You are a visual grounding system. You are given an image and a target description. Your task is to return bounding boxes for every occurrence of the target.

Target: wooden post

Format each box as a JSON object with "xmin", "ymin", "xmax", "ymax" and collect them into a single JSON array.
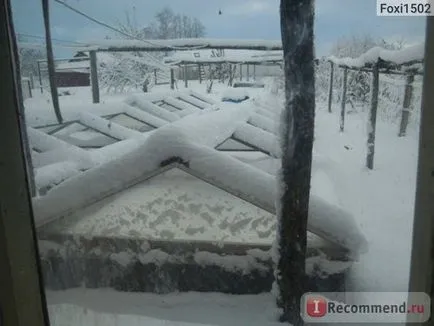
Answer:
[
  {"xmin": 240, "ymin": 64, "xmax": 243, "ymax": 81},
  {"xmin": 366, "ymin": 62, "xmax": 379, "ymax": 170},
  {"xmin": 184, "ymin": 64, "xmax": 188, "ymax": 88},
  {"xmin": 328, "ymin": 61, "xmax": 334, "ymax": 113},
  {"xmin": 398, "ymin": 74, "xmax": 415, "ymax": 137},
  {"xmin": 90, "ymin": 51, "xmax": 100, "ymax": 104},
  {"xmin": 277, "ymin": 0, "xmax": 315, "ymax": 324},
  {"xmin": 42, "ymin": 0, "xmax": 62, "ymax": 123},
  {"xmin": 407, "ymin": 16, "xmax": 434, "ymax": 325},
  {"xmin": 340, "ymin": 67, "xmax": 348, "ymax": 132},
  {"xmin": 253, "ymin": 64, "xmax": 256, "ymax": 80},
  {"xmin": 247, "ymin": 64, "xmax": 250, "ymax": 81},
  {"xmin": 170, "ymin": 68, "xmax": 175, "ymax": 90},
  {"xmin": 27, "ymin": 80, "xmax": 32, "ymax": 98},
  {"xmin": 29, "ymin": 73, "xmax": 34, "ymax": 89},
  {"xmin": 154, "ymin": 69, "xmax": 157, "ymax": 85},
  {"xmin": 37, "ymin": 61, "xmax": 43, "ymax": 93},
  {"xmin": 199, "ymin": 64, "xmax": 202, "ymax": 84}
]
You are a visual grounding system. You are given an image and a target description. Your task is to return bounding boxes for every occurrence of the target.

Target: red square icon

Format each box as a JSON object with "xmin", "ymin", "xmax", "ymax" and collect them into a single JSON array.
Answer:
[{"xmin": 306, "ymin": 295, "xmax": 327, "ymax": 318}]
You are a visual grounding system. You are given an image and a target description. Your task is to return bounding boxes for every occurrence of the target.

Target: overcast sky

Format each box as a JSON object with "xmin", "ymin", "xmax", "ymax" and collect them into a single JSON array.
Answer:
[{"xmin": 11, "ymin": 0, "xmax": 427, "ymax": 58}]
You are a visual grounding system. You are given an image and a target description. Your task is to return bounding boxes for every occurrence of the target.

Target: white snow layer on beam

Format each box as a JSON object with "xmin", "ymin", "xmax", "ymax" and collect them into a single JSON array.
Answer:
[
  {"xmin": 164, "ymin": 96, "xmax": 201, "ymax": 113},
  {"xmin": 248, "ymin": 113, "xmax": 276, "ymax": 134},
  {"xmin": 35, "ymin": 161, "xmax": 83, "ymax": 192},
  {"xmin": 177, "ymin": 93, "xmax": 210, "ymax": 109},
  {"xmin": 26, "ymin": 103, "xmax": 131, "ymax": 127},
  {"xmin": 328, "ymin": 42, "xmax": 424, "ymax": 67},
  {"xmin": 166, "ymin": 102, "xmax": 253, "ymax": 148},
  {"xmin": 32, "ymin": 128, "xmax": 275, "ymax": 226},
  {"xmin": 124, "ymin": 106, "xmax": 168, "ymax": 128},
  {"xmin": 233, "ymin": 123, "xmax": 280, "ymax": 157},
  {"xmin": 189, "ymin": 90, "xmax": 218, "ymax": 105},
  {"xmin": 33, "ymin": 128, "xmax": 367, "ymax": 255},
  {"xmin": 79, "ymin": 112, "xmax": 142, "ymax": 140},
  {"xmin": 28, "ymin": 127, "xmax": 77, "ymax": 152},
  {"xmin": 254, "ymin": 107, "xmax": 277, "ymax": 120},
  {"xmin": 79, "ymin": 38, "xmax": 283, "ymax": 51},
  {"xmin": 125, "ymin": 95, "xmax": 181, "ymax": 122}
]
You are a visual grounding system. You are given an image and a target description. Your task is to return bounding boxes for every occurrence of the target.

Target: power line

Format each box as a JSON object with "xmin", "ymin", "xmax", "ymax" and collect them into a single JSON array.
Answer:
[
  {"xmin": 51, "ymin": 0, "xmax": 173, "ymax": 69},
  {"xmin": 52, "ymin": 0, "xmax": 208, "ymax": 51}
]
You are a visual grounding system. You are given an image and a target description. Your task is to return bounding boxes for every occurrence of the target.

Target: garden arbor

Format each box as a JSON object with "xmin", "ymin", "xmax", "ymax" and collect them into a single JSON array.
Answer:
[
  {"xmin": 326, "ymin": 44, "xmax": 424, "ymax": 169},
  {"xmin": 74, "ymin": 38, "xmax": 284, "ymax": 103}
]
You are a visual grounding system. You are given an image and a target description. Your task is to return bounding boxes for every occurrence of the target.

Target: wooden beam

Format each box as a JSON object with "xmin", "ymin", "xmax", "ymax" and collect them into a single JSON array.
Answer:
[
  {"xmin": 42, "ymin": 0, "xmax": 62, "ymax": 123},
  {"xmin": 398, "ymin": 74, "xmax": 415, "ymax": 137},
  {"xmin": 327, "ymin": 61, "xmax": 334, "ymax": 113},
  {"xmin": 79, "ymin": 39, "xmax": 283, "ymax": 52},
  {"xmin": 340, "ymin": 67, "xmax": 348, "ymax": 132},
  {"xmin": 0, "ymin": 0, "xmax": 50, "ymax": 324},
  {"xmin": 89, "ymin": 50, "xmax": 100, "ymax": 104},
  {"xmin": 277, "ymin": 0, "xmax": 315, "ymax": 323},
  {"xmin": 184, "ymin": 64, "xmax": 188, "ymax": 88},
  {"xmin": 366, "ymin": 62, "xmax": 379, "ymax": 170},
  {"xmin": 37, "ymin": 61, "xmax": 43, "ymax": 93},
  {"xmin": 170, "ymin": 68, "xmax": 175, "ymax": 90}
]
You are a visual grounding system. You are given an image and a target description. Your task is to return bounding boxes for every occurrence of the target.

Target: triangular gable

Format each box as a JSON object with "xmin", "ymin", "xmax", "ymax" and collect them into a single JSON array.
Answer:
[
  {"xmin": 40, "ymin": 165, "xmax": 276, "ymax": 246},
  {"xmin": 32, "ymin": 129, "xmax": 367, "ymax": 256}
]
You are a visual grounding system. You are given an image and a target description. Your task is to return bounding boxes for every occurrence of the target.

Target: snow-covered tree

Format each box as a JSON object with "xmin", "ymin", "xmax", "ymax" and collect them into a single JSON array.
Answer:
[
  {"xmin": 18, "ymin": 47, "xmax": 45, "ymax": 77},
  {"xmin": 101, "ymin": 7, "xmax": 206, "ymax": 93}
]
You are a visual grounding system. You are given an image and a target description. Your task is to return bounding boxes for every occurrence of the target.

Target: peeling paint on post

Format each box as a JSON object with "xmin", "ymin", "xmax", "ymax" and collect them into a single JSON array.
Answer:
[
  {"xmin": 340, "ymin": 67, "xmax": 348, "ymax": 132},
  {"xmin": 328, "ymin": 61, "xmax": 334, "ymax": 113},
  {"xmin": 366, "ymin": 62, "xmax": 379, "ymax": 170},
  {"xmin": 398, "ymin": 74, "xmax": 415, "ymax": 137},
  {"xmin": 277, "ymin": 0, "xmax": 315, "ymax": 324},
  {"xmin": 90, "ymin": 51, "xmax": 100, "ymax": 104}
]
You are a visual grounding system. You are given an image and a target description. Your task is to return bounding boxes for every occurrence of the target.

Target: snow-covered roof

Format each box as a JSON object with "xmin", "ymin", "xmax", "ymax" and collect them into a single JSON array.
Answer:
[
  {"xmin": 76, "ymin": 38, "xmax": 283, "ymax": 52},
  {"xmin": 328, "ymin": 42, "xmax": 424, "ymax": 69},
  {"xmin": 32, "ymin": 125, "xmax": 367, "ymax": 256},
  {"xmin": 27, "ymin": 89, "xmax": 367, "ymax": 257}
]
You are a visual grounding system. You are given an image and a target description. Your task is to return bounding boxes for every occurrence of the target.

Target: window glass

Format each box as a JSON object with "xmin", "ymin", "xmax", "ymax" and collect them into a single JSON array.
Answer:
[{"xmin": 10, "ymin": 0, "xmax": 427, "ymax": 324}]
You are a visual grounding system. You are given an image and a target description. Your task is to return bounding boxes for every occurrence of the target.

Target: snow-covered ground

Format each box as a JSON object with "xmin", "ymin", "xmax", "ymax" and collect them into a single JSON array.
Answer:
[{"xmin": 26, "ymin": 78, "xmax": 420, "ymax": 325}]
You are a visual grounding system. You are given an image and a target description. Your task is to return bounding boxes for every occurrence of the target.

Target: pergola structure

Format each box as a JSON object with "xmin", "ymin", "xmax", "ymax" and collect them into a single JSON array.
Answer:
[
  {"xmin": 161, "ymin": 50, "xmax": 284, "ymax": 87},
  {"xmin": 325, "ymin": 43, "xmax": 424, "ymax": 169},
  {"xmin": 69, "ymin": 39, "xmax": 284, "ymax": 105}
]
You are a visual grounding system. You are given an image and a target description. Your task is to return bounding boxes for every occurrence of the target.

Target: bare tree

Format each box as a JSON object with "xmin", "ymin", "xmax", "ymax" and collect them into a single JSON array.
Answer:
[
  {"xmin": 276, "ymin": 0, "xmax": 315, "ymax": 325},
  {"xmin": 18, "ymin": 48, "xmax": 45, "ymax": 77}
]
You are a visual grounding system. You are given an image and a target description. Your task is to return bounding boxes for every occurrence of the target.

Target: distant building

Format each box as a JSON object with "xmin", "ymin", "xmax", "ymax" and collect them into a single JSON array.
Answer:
[{"xmin": 55, "ymin": 52, "xmax": 90, "ymax": 87}]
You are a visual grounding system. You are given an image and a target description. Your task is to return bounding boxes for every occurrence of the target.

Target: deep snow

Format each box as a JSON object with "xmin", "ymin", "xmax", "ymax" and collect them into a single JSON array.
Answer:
[{"xmin": 24, "ymin": 77, "xmax": 420, "ymax": 325}]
